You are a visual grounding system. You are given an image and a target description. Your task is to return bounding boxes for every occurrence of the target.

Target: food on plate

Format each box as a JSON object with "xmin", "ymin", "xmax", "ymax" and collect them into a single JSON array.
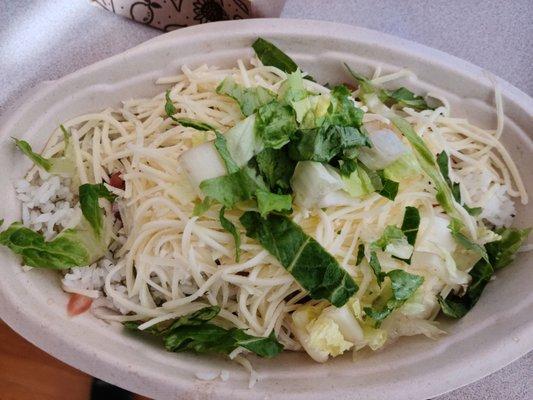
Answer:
[{"xmin": 1, "ymin": 38, "xmax": 530, "ymax": 381}]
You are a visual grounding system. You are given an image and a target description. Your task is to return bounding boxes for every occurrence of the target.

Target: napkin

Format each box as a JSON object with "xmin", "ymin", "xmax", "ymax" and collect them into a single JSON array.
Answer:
[{"xmin": 91, "ymin": 0, "xmax": 286, "ymax": 31}]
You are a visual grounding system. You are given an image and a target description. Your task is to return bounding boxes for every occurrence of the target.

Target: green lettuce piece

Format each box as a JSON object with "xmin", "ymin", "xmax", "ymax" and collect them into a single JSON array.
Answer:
[
  {"xmin": 436, "ymin": 151, "xmax": 482, "ymax": 217},
  {"xmin": 401, "ymin": 206, "xmax": 420, "ymax": 246},
  {"xmin": 219, "ymin": 207, "xmax": 241, "ymax": 262},
  {"xmin": 369, "ymin": 251, "xmax": 386, "ymax": 285},
  {"xmin": 213, "ymin": 132, "xmax": 240, "ymax": 174},
  {"xmin": 438, "ymin": 227, "xmax": 530, "ymax": 318},
  {"xmin": 199, "ymin": 166, "xmax": 291, "ymax": 216},
  {"xmin": 391, "ymin": 117, "xmax": 464, "ymax": 224},
  {"xmin": 0, "ymin": 183, "xmax": 114, "ymax": 269},
  {"xmin": 328, "ymin": 85, "xmax": 364, "ymax": 127},
  {"xmin": 216, "ymin": 76, "xmax": 276, "ymax": 117},
  {"xmin": 383, "ymin": 152, "xmax": 421, "ymax": 182},
  {"xmin": 192, "ymin": 197, "xmax": 214, "ymax": 216},
  {"xmin": 448, "ymin": 218, "xmax": 489, "ymax": 262},
  {"xmin": 373, "ymin": 226, "xmax": 406, "ymax": 251},
  {"xmin": 165, "ymin": 90, "xmax": 178, "ymax": 118},
  {"xmin": 256, "ymin": 190, "xmax": 292, "ymax": 217},
  {"xmin": 13, "ymin": 139, "xmax": 52, "ymax": 171},
  {"xmin": 255, "ymin": 101, "xmax": 298, "ymax": 149},
  {"xmin": 240, "ymin": 211, "xmax": 358, "ymax": 307},
  {"xmin": 164, "ymin": 91, "xmax": 216, "ymax": 131},
  {"xmin": 380, "ymin": 87, "xmax": 433, "ymax": 111},
  {"xmin": 378, "ymin": 175, "xmax": 399, "ymax": 201},
  {"xmin": 252, "ymin": 147, "xmax": 296, "ymax": 194},
  {"xmin": 289, "ymin": 124, "xmax": 370, "ymax": 163},
  {"xmin": 278, "ymin": 70, "xmax": 308, "ymax": 104},
  {"xmin": 0, "ymin": 222, "xmax": 91, "ymax": 269},
  {"xmin": 364, "ymin": 269, "xmax": 424, "ymax": 326},
  {"xmin": 199, "ymin": 168, "xmax": 258, "ymax": 208},
  {"xmin": 175, "ymin": 118, "xmax": 215, "ymax": 132},
  {"xmin": 79, "ymin": 183, "xmax": 116, "ymax": 236},
  {"xmin": 437, "ymin": 259, "xmax": 493, "ymax": 319},
  {"xmin": 292, "ymin": 95, "xmax": 330, "ymax": 128},
  {"xmin": 252, "ymin": 38, "xmax": 300, "ymax": 75},
  {"xmin": 338, "ymin": 158, "xmax": 358, "ymax": 177},
  {"xmin": 342, "ymin": 164, "xmax": 375, "ymax": 198},
  {"xmin": 224, "ymin": 114, "xmax": 263, "ymax": 167},
  {"xmin": 13, "ymin": 126, "xmax": 76, "ymax": 176},
  {"xmin": 126, "ymin": 306, "xmax": 283, "ymax": 358},
  {"xmin": 487, "ymin": 227, "xmax": 531, "ymax": 270},
  {"xmin": 345, "ymin": 64, "xmax": 432, "ymax": 111}
]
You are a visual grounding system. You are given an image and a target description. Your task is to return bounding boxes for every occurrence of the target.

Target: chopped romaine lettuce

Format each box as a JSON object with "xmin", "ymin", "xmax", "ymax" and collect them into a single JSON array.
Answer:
[
  {"xmin": 439, "ymin": 227, "xmax": 530, "ymax": 318},
  {"xmin": 213, "ymin": 132, "xmax": 240, "ymax": 174},
  {"xmin": 13, "ymin": 126, "xmax": 76, "ymax": 176},
  {"xmin": 292, "ymin": 94, "xmax": 330, "ymax": 128},
  {"xmin": 364, "ymin": 269, "xmax": 424, "ymax": 326},
  {"xmin": 240, "ymin": 211, "xmax": 358, "ymax": 307},
  {"xmin": 0, "ymin": 183, "xmax": 114, "ymax": 269},
  {"xmin": 224, "ymin": 114, "xmax": 263, "ymax": 167},
  {"xmin": 255, "ymin": 101, "xmax": 298, "ymax": 149},
  {"xmin": 252, "ymin": 147, "xmax": 296, "ymax": 194},
  {"xmin": 216, "ymin": 77, "xmax": 276, "ymax": 117},
  {"xmin": 252, "ymin": 38, "xmax": 309, "ymax": 79},
  {"xmin": 383, "ymin": 152, "xmax": 421, "ymax": 182},
  {"xmin": 255, "ymin": 190, "xmax": 292, "ymax": 217},
  {"xmin": 219, "ymin": 206, "xmax": 241, "ymax": 262},
  {"xmin": 78, "ymin": 183, "xmax": 116, "ymax": 237},
  {"xmin": 277, "ymin": 70, "xmax": 308, "ymax": 104},
  {"xmin": 126, "ymin": 306, "xmax": 283, "ymax": 358}
]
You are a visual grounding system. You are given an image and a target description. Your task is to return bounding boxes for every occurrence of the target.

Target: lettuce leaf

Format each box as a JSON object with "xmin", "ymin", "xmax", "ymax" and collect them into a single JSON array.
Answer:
[
  {"xmin": 219, "ymin": 207, "xmax": 241, "ymax": 262},
  {"xmin": 328, "ymin": 85, "xmax": 364, "ymax": 127},
  {"xmin": 256, "ymin": 190, "xmax": 292, "ymax": 217},
  {"xmin": 0, "ymin": 222, "xmax": 92, "ymax": 269},
  {"xmin": 378, "ymin": 175, "xmax": 399, "ymax": 201},
  {"xmin": 380, "ymin": 87, "xmax": 433, "ymax": 111},
  {"xmin": 252, "ymin": 38, "xmax": 300, "ymax": 75},
  {"xmin": 364, "ymin": 269, "xmax": 424, "ymax": 326},
  {"xmin": 438, "ymin": 227, "xmax": 530, "ymax": 318},
  {"xmin": 216, "ymin": 77, "xmax": 276, "ymax": 117},
  {"xmin": 345, "ymin": 64, "xmax": 432, "ymax": 111},
  {"xmin": 487, "ymin": 227, "xmax": 531, "ymax": 270},
  {"xmin": 252, "ymin": 147, "xmax": 296, "ymax": 194},
  {"xmin": 13, "ymin": 126, "xmax": 76, "ymax": 176},
  {"xmin": 192, "ymin": 197, "xmax": 214, "ymax": 216},
  {"xmin": 401, "ymin": 206, "xmax": 420, "ymax": 246},
  {"xmin": 165, "ymin": 91, "xmax": 216, "ymax": 131},
  {"xmin": 213, "ymin": 132, "xmax": 240, "ymax": 174},
  {"xmin": 391, "ymin": 117, "xmax": 464, "ymax": 224},
  {"xmin": 0, "ymin": 183, "xmax": 114, "ymax": 269},
  {"xmin": 126, "ymin": 306, "xmax": 283, "ymax": 358},
  {"xmin": 289, "ymin": 124, "xmax": 369, "ymax": 163},
  {"xmin": 199, "ymin": 168, "xmax": 258, "ymax": 208},
  {"xmin": 175, "ymin": 118, "xmax": 215, "ymax": 132},
  {"xmin": 255, "ymin": 101, "xmax": 298, "ymax": 149},
  {"xmin": 79, "ymin": 183, "xmax": 116, "ymax": 236},
  {"xmin": 436, "ymin": 151, "xmax": 482, "ymax": 216},
  {"xmin": 448, "ymin": 218, "xmax": 489, "ymax": 263},
  {"xmin": 278, "ymin": 70, "xmax": 308, "ymax": 104},
  {"xmin": 240, "ymin": 211, "xmax": 358, "ymax": 307}
]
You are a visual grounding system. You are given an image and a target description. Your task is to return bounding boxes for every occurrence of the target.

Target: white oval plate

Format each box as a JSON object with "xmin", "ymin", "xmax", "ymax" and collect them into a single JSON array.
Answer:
[{"xmin": 0, "ymin": 19, "xmax": 532, "ymax": 400}]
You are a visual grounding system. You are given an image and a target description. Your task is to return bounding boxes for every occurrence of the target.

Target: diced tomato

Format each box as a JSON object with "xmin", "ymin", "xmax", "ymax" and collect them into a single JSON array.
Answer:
[
  {"xmin": 343, "ymin": 82, "xmax": 357, "ymax": 92},
  {"xmin": 109, "ymin": 172, "xmax": 125, "ymax": 190},
  {"xmin": 67, "ymin": 293, "xmax": 93, "ymax": 316}
]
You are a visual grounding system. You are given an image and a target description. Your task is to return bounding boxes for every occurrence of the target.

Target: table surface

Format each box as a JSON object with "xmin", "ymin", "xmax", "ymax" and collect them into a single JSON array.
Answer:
[{"xmin": 0, "ymin": 1, "xmax": 531, "ymax": 399}]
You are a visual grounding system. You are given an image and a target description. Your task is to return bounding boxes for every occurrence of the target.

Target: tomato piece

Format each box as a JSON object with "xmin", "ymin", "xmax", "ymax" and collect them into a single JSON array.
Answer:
[
  {"xmin": 67, "ymin": 293, "xmax": 93, "ymax": 316},
  {"xmin": 109, "ymin": 172, "xmax": 125, "ymax": 190}
]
